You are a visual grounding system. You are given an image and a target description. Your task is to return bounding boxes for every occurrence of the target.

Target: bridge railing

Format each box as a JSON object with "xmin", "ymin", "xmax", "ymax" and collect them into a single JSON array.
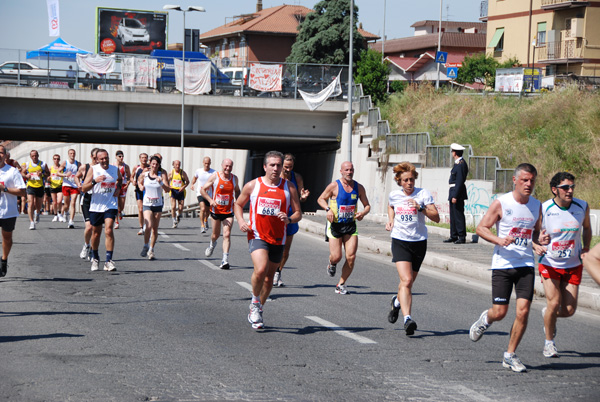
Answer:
[{"xmin": 0, "ymin": 48, "xmax": 350, "ymax": 101}]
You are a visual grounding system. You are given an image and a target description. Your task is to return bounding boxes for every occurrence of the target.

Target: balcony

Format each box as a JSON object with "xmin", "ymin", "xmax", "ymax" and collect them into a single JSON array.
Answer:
[
  {"xmin": 541, "ymin": 0, "xmax": 589, "ymax": 10},
  {"xmin": 536, "ymin": 39, "xmax": 584, "ymax": 63},
  {"xmin": 480, "ymin": 1, "xmax": 488, "ymax": 21}
]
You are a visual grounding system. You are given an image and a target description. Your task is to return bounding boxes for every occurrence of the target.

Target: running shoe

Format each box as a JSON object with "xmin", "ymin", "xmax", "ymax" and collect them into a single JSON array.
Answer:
[
  {"xmin": 201, "ymin": 226, "xmax": 207, "ymax": 234},
  {"xmin": 29, "ymin": 221, "xmax": 35, "ymax": 230},
  {"xmin": 58, "ymin": 214, "xmax": 66, "ymax": 223},
  {"xmin": 119, "ymin": 212, "xmax": 124, "ymax": 220},
  {"xmin": 219, "ymin": 261, "xmax": 230, "ymax": 270},
  {"xmin": 137, "ymin": 228, "xmax": 144, "ymax": 235},
  {"xmin": 103, "ymin": 260, "xmax": 117, "ymax": 271},
  {"xmin": 80, "ymin": 244, "xmax": 90, "ymax": 259},
  {"xmin": 0, "ymin": 260, "xmax": 7, "ymax": 277},
  {"xmin": 68, "ymin": 220, "xmax": 75, "ymax": 229},
  {"xmin": 140, "ymin": 244, "xmax": 149, "ymax": 257},
  {"xmin": 327, "ymin": 262, "xmax": 336, "ymax": 277},
  {"xmin": 502, "ymin": 354, "xmax": 527, "ymax": 372},
  {"xmin": 87, "ymin": 247, "xmax": 93, "ymax": 261},
  {"xmin": 469, "ymin": 310, "xmax": 490, "ymax": 342},
  {"xmin": 273, "ymin": 271, "xmax": 281, "ymax": 287},
  {"xmin": 52, "ymin": 215, "xmax": 59, "ymax": 222},
  {"xmin": 172, "ymin": 220, "xmax": 177, "ymax": 229},
  {"xmin": 148, "ymin": 250, "xmax": 155, "ymax": 260},
  {"xmin": 388, "ymin": 296, "xmax": 401, "ymax": 324},
  {"xmin": 205, "ymin": 244, "xmax": 215, "ymax": 257},
  {"xmin": 541, "ymin": 307, "xmax": 557, "ymax": 338},
  {"xmin": 35, "ymin": 212, "xmax": 40, "ymax": 223},
  {"xmin": 404, "ymin": 318, "xmax": 417, "ymax": 336},
  {"xmin": 248, "ymin": 302, "xmax": 264, "ymax": 329},
  {"xmin": 543, "ymin": 342, "xmax": 559, "ymax": 358},
  {"xmin": 335, "ymin": 284, "xmax": 349, "ymax": 295},
  {"xmin": 177, "ymin": 214, "xmax": 181, "ymax": 223},
  {"xmin": 114, "ymin": 221, "xmax": 120, "ymax": 229},
  {"xmin": 91, "ymin": 259, "xmax": 100, "ymax": 271}
]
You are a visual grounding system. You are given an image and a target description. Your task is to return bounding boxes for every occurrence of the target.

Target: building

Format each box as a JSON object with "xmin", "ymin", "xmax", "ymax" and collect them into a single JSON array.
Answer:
[
  {"xmin": 370, "ymin": 21, "xmax": 486, "ymax": 84},
  {"xmin": 199, "ymin": 1, "xmax": 379, "ymax": 68},
  {"xmin": 481, "ymin": 0, "xmax": 600, "ymax": 78}
]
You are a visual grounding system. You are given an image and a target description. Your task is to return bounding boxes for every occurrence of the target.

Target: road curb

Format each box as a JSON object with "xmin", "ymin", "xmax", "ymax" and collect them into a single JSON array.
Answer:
[{"xmin": 298, "ymin": 216, "xmax": 600, "ymax": 312}]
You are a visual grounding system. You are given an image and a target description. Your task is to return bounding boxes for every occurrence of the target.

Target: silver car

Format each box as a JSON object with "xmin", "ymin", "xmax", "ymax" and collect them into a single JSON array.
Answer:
[{"xmin": 118, "ymin": 18, "xmax": 150, "ymax": 45}]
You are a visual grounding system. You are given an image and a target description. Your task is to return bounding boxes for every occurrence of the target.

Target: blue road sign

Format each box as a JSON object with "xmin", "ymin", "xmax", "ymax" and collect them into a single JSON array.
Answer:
[
  {"xmin": 447, "ymin": 67, "xmax": 458, "ymax": 79},
  {"xmin": 435, "ymin": 51, "xmax": 448, "ymax": 63}
]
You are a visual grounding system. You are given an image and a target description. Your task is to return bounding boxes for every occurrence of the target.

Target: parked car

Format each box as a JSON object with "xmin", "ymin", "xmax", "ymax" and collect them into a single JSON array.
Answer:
[
  {"xmin": 118, "ymin": 18, "xmax": 150, "ymax": 45},
  {"xmin": 0, "ymin": 61, "xmax": 50, "ymax": 87},
  {"xmin": 220, "ymin": 67, "xmax": 248, "ymax": 86}
]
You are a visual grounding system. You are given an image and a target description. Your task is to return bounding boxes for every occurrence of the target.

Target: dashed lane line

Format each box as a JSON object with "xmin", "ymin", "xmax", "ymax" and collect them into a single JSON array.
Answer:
[
  {"xmin": 305, "ymin": 316, "xmax": 377, "ymax": 344},
  {"xmin": 236, "ymin": 282, "xmax": 253, "ymax": 292},
  {"xmin": 173, "ymin": 243, "xmax": 190, "ymax": 251},
  {"xmin": 199, "ymin": 260, "xmax": 219, "ymax": 271},
  {"xmin": 157, "ymin": 231, "xmax": 170, "ymax": 239}
]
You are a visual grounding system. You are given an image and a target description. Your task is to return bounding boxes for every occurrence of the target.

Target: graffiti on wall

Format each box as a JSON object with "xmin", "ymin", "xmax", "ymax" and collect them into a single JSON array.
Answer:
[{"xmin": 465, "ymin": 183, "xmax": 497, "ymax": 215}]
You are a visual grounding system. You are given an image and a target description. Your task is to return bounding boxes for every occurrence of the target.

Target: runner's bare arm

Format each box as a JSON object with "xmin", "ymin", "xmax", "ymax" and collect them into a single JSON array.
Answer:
[
  {"xmin": 234, "ymin": 179, "xmax": 256, "ymax": 232},
  {"xmin": 355, "ymin": 183, "xmax": 370, "ymax": 221},
  {"xmin": 476, "ymin": 199, "xmax": 513, "ymax": 246}
]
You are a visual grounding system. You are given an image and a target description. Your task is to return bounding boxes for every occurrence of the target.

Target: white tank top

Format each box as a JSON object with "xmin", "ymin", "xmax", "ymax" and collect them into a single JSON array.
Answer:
[
  {"xmin": 389, "ymin": 187, "xmax": 434, "ymax": 242},
  {"xmin": 62, "ymin": 159, "xmax": 79, "ymax": 188},
  {"xmin": 492, "ymin": 192, "xmax": 541, "ymax": 269},
  {"xmin": 142, "ymin": 172, "xmax": 164, "ymax": 207},
  {"xmin": 90, "ymin": 164, "xmax": 119, "ymax": 213},
  {"xmin": 539, "ymin": 197, "xmax": 587, "ymax": 269}
]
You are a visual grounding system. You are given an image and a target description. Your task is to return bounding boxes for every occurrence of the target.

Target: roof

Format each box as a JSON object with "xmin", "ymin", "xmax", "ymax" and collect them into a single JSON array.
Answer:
[
  {"xmin": 386, "ymin": 52, "xmax": 471, "ymax": 73},
  {"xmin": 200, "ymin": 5, "xmax": 379, "ymax": 40},
  {"xmin": 371, "ymin": 32, "xmax": 486, "ymax": 54},
  {"xmin": 411, "ymin": 20, "xmax": 487, "ymax": 31}
]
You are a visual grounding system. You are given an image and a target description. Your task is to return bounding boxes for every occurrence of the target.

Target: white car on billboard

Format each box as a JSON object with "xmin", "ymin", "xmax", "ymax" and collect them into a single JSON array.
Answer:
[{"xmin": 117, "ymin": 18, "xmax": 150, "ymax": 45}]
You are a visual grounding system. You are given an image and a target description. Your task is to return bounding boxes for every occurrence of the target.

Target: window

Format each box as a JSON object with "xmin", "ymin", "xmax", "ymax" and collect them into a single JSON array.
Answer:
[
  {"xmin": 489, "ymin": 28, "xmax": 504, "ymax": 51},
  {"xmin": 229, "ymin": 41, "xmax": 236, "ymax": 57},
  {"xmin": 537, "ymin": 22, "xmax": 547, "ymax": 45}
]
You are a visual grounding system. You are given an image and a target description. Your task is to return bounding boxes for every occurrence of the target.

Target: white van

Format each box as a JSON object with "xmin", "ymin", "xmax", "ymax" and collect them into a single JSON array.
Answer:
[{"xmin": 221, "ymin": 67, "xmax": 248, "ymax": 86}]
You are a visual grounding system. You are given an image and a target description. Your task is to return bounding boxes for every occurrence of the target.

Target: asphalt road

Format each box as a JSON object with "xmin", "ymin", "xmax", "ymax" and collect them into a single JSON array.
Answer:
[{"xmin": 1, "ymin": 215, "xmax": 599, "ymax": 401}]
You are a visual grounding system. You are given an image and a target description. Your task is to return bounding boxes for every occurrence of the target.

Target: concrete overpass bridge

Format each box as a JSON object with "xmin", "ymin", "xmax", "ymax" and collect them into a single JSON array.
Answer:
[{"xmin": 0, "ymin": 86, "xmax": 347, "ymax": 152}]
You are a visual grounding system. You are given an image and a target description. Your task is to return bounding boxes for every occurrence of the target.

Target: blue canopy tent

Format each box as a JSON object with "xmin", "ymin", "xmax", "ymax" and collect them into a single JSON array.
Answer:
[{"xmin": 26, "ymin": 37, "xmax": 91, "ymax": 62}]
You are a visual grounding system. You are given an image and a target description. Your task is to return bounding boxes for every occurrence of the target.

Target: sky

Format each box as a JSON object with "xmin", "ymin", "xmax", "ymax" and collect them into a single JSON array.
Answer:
[{"xmin": 0, "ymin": 0, "xmax": 481, "ymax": 52}]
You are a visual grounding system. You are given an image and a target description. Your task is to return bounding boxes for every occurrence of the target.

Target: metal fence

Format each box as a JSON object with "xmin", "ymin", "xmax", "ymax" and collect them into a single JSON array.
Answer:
[
  {"xmin": 359, "ymin": 96, "xmax": 371, "ymax": 113},
  {"xmin": 495, "ymin": 169, "xmax": 514, "ymax": 193},
  {"xmin": 368, "ymin": 108, "xmax": 380, "ymax": 127},
  {"xmin": 469, "ymin": 156, "xmax": 499, "ymax": 181},
  {"xmin": 386, "ymin": 132, "xmax": 429, "ymax": 155}
]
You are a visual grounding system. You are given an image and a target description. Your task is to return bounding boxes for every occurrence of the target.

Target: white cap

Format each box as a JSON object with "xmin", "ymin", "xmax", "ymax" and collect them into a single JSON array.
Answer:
[{"xmin": 450, "ymin": 143, "xmax": 465, "ymax": 151}]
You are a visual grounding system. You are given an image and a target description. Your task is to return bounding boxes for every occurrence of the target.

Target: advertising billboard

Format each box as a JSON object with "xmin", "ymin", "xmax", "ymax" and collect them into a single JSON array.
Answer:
[{"xmin": 96, "ymin": 8, "xmax": 168, "ymax": 55}]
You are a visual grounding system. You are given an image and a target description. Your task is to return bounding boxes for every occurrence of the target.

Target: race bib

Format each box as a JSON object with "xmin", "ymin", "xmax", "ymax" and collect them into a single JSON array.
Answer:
[
  {"xmin": 30, "ymin": 172, "xmax": 41, "ymax": 180},
  {"xmin": 338, "ymin": 205, "xmax": 356, "ymax": 220},
  {"xmin": 509, "ymin": 227, "xmax": 532, "ymax": 247},
  {"xmin": 257, "ymin": 197, "xmax": 281, "ymax": 216},
  {"xmin": 172, "ymin": 179, "xmax": 182, "ymax": 187},
  {"xmin": 395, "ymin": 205, "xmax": 417, "ymax": 222},
  {"xmin": 549, "ymin": 239, "xmax": 575, "ymax": 259},
  {"xmin": 100, "ymin": 181, "xmax": 116, "ymax": 194},
  {"xmin": 147, "ymin": 197, "xmax": 160, "ymax": 205},
  {"xmin": 215, "ymin": 193, "xmax": 230, "ymax": 206},
  {"xmin": 51, "ymin": 174, "xmax": 60, "ymax": 180}
]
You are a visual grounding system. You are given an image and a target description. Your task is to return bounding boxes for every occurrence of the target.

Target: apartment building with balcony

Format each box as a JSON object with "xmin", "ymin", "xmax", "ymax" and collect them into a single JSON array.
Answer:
[{"xmin": 482, "ymin": 0, "xmax": 600, "ymax": 77}]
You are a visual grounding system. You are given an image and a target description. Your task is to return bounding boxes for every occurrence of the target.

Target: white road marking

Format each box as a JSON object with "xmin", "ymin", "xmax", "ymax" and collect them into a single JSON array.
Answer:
[
  {"xmin": 305, "ymin": 316, "xmax": 377, "ymax": 344},
  {"xmin": 157, "ymin": 231, "xmax": 170, "ymax": 239},
  {"xmin": 199, "ymin": 260, "xmax": 219, "ymax": 271},
  {"xmin": 173, "ymin": 243, "xmax": 190, "ymax": 251},
  {"xmin": 236, "ymin": 282, "xmax": 253, "ymax": 292}
]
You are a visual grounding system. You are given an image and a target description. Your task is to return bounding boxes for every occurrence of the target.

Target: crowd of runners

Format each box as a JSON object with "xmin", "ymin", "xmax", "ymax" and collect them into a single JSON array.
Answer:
[{"xmin": 1, "ymin": 144, "xmax": 600, "ymax": 374}]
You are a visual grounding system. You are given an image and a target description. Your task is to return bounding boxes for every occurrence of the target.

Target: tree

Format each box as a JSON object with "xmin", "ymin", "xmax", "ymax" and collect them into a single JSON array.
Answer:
[
  {"xmin": 457, "ymin": 53, "xmax": 521, "ymax": 89},
  {"xmin": 354, "ymin": 49, "xmax": 389, "ymax": 104},
  {"xmin": 287, "ymin": 0, "xmax": 365, "ymax": 65}
]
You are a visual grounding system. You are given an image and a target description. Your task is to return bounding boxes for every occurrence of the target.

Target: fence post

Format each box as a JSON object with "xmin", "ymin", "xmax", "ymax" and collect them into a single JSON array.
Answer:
[{"xmin": 294, "ymin": 63, "xmax": 298, "ymax": 99}]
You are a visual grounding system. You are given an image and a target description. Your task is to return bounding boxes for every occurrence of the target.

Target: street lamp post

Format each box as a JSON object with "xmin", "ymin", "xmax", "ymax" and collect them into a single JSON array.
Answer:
[
  {"xmin": 163, "ymin": 5, "xmax": 206, "ymax": 171},
  {"xmin": 347, "ymin": 0, "xmax": 354, "ymax": 163}
]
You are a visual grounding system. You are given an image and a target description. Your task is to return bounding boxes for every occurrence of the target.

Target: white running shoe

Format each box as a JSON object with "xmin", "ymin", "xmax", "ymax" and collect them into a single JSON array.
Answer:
[
  {"xmin": 141, "ymin": 244, "xmax": 149, "ymax": 257},
  {"xmin": 58, "ymin": 214, "xmax": 67, "ymax": 223},
  {"xmin": 29, "ymin": 221, "xmax": 36, "ymax": 230},
  {"xmin": 52, "ymin": 215, "xmax": 59, "ymax": 222},
  {"xmin": 541, "ymin": 307, "xmax": 557, "ymax": 338},
  {"xmin": 172, "ymin": 220, "xmax": 177, "ymax": 229},
  {"xmin": 68, "ymin": 220, "xmax": 75, "ymax": 229},
  {"xmin": 137, "ymin": 228, "xmax": 144, "ymax": 235},
  {"xmin": 219, "ymin": 261, "xmax": 230, "ymax": 270},
  {"xmin": 103, "ymin": 260, "xmax": 116, "ymax": 271},
  {"xmin": 502, "ymin": 354, "xmax": 527, "ymax": 372},
  {"xmin": 335, "ymin": 284, "xmax": 349, "ymax": 295},
  {"xmin": 205, "ymin": 244, "xmax": 215, "ymax": 257},
  {"xmin": 114, "ymin": 221, "xmax": 119, "ymax": 229},
  {"xmin": 201, "ymin": 226, "xmax": 207, "ymax": 234},
  {"xmin": 148, "ymin": 250, "xmax": 155, "ymax": 260},
  {"xmin": 543, "ymin": 342, "xmax": 559, "ymax": 358},
  {"xmin": 273, "ymin": 271, "xmax": 281, "ymax": 287},
  {"xmin": 469, "ymin": 310, "xmax": 490, "ymax": 342},
  {"xmin": 248, "ymin": 302, "xmax": 263, "ymax": 329},
  {"xmin": 91, "ymin": 259, "xmax": 100, "ymax": 271},
  {"xmin": 80, "ymin": 244, "xmax": 90, "ymax": 259}
]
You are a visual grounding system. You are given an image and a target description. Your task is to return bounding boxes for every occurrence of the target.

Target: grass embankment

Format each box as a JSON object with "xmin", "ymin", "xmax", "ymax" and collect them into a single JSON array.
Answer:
[{"xmin": 379, "ymin": 85, "xmax": 600, "ymax": 209}]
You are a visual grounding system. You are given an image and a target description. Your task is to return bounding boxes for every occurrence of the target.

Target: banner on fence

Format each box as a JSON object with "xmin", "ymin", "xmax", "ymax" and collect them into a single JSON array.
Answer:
[
  {"xmin": 249, "ymin": 63, "xmax": 282, "ymax": 92},
  {"xmin": 174, "ymin": 59, "xmax": 211, "ymax": 95}
]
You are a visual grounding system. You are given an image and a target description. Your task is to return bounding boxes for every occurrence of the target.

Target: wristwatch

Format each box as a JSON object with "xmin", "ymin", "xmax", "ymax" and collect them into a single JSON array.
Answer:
[
  {"xmin": 326, "ymin": 207, "xmax": 330, "ymax": 212},
  {"xmin": 417, "ymin": 205, "xmax": 424, "ymax": 212},
  {"xmin": 3, "ymin": 186, "xmax": 7, "ymax": 193}
]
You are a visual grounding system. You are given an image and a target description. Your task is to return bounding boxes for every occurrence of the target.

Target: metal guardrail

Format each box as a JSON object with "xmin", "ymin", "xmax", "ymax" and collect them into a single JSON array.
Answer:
[
  {"xmin": 536, "ymin": 39, "xmax": 584, "ymax": 61},
  {"xmin": 469, "ymin": 156, "xmax": 499, "ymax": 181},
  {"xmin": 386, "ymin": 132, "xmax": 429, "ymax": 154},
  {"xmin": 368, "ymin": 108, "xmax": 380, "ymax": 127},
  {"xmin": 495, "ymin": 169, "xmax": 514, "ymax": 193},
  {"xmin": 359, "ymin": 96, "xmax": 370, "ymax": 113},
  {"xmin": 377, "ymin": 121, "xmax": 390, "ymax": 137}
]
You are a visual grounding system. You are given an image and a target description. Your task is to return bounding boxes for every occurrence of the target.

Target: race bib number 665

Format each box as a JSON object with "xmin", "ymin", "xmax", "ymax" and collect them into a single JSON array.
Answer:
[{"xmin": 257, "ymin": 197, "xmax": 281, "ymax": 216}]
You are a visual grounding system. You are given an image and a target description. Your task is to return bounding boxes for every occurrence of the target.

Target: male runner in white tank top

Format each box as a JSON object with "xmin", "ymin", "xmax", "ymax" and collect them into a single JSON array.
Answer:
[{"xmin": 469, "ymin": 163, "xmax": 545, "ymax": 373}]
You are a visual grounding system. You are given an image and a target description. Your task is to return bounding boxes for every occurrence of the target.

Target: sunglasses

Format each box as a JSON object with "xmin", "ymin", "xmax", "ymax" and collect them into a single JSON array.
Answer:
[
  {"xmin": 556, "ymin": 184, "xmax": 575, "ymax": 190},
  {"xmin": 53, "ymin": 157, "xmax": 60, "ymax": 160},
  {"xmin": 116, "ymin": 154, "xmax": 124, "ymax": 157}
]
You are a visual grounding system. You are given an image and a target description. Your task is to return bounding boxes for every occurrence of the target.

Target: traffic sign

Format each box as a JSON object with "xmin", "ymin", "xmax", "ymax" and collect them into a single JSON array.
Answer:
[
  {"xmin": 435, "ymin": 51, "xmax": 448, "ymax": 64},
  {"xmin": 447, "ymin": 67, "xmax": 458, "ymax": 79}
]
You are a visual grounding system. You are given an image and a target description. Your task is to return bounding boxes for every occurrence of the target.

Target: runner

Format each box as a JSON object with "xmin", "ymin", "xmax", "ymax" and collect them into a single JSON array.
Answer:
[
  {"xmin": 201, "ymin": 158, "xmax": 241, "ymax": 270},
  {"xmin": 234, "ymin": 151, "xmax": 301, "ymax": 329},
  {"xmin": 0, "ymin": 145, "xmax": 27, "ymax": 278},
  {"xmin": 537, "ymin": 172, "xmax": 591, "ymax": 358},
  {"xmin": 139, "ymin": 156, "xmax": 170, "ymax": 260},
  {"xmin": 273, "ymin": 153, "xmax": 310, "ymax": 287},
  {"xmin": 132, "ymin": 153, "xmax": 149, "ymax": 235},
  {"xmin": 584, "ymin": 244, "xmax": 600, "ymax": 285},
  {"xmin": 43, "ymin": 176, "xmax": 52, "ymax": 216},
  {"xmin": 469, "ymin": 163, "xmax": 545, "ymax": 373},
  {"xmin": 59, "ymin": 148, "xmax": 81, "ymax": 228},
  {"xmin": 22, "ymin": 150, "xmax": 50, "ymax": 230},
  {"xmin": 385, "ymin": 162, "xmax": 440, "ymax": 336},
  {"xmin": 77, "ymin": 148, "xmax": 99, "ymax": 261},
  {"xmin": 168, "ymin": 160, "xmax": 190, "ymax": 228},
  {"xmin": 317, "ymin": 161, "xmax": 371, "ymax": 295},
  {"xmin": 81, "ymin": 149, "xmax": 122, "ymax": 272},
  {"xmin": 48, "ymin": 154, "xmax": 64, "ymax": 223},
  {"xmin": 191, "ymin": 157, "xmax": 215, "ymax": 233},
  {"xmin": 114, "ymin": 150, "xmax": 131, "ymax": 230}
]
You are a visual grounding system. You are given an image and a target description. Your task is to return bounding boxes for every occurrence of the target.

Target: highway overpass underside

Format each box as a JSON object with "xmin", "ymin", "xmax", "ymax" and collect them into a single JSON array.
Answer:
[{"xmin": 0, "ymin": 87, "xmax": 347, "ymax": 152}]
